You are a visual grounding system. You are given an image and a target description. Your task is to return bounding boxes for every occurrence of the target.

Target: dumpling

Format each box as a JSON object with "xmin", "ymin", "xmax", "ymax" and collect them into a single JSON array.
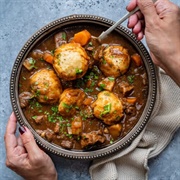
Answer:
[
  {"xmin": 58, "ymin": 88, "xmax": 86, "ymax": 116},
  {"xmin": 92, "ymin": 91, "xmax": 124, "ymax": 125},
  {"xmin": 30, "ymin": 69, "xmax": 62, "ymax": 104},
  {"xmin": 99, "ymin": 45, "xmax": 130, "ymax": 77},
  {"xmin": 53, "ymin": 43, "xmax": 90, "ymax": 81}
]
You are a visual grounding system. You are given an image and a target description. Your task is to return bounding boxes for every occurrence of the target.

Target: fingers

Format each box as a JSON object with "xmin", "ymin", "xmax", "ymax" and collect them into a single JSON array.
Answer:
[
  {"xmin": 126, "ymin": 0, "xmax": 137, "ymax": 11},
  {"xmin": 137, "ymin": 0, "xmax": 158, "ymax": 23},
  {"xmin": 19, "ymin": 126, "xmax": 42, "ymax": 161},
  {"xmin": 136, "ymin": 31, "xmax": 144, "ymax": 40},
  {"xmin": 133, "ymin": 20, "xmax": 144, "ymax": 34},
  {"xmin": 128, "ymin": 12, "xmax": 143, "ymax": 28},
  {"xmin": 4, "ymin": 112, "xmax": 18, "ymax": 154}
]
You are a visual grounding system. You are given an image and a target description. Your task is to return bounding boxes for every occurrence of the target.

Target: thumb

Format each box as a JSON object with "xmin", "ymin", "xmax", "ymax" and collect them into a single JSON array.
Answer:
[
  {"xmin": 138, "ymin": 0, "xmax": 158, "ymax": 23},
  {"xmin": 19, "ymin": 126, "xmax": 42, "ymax": 160}
]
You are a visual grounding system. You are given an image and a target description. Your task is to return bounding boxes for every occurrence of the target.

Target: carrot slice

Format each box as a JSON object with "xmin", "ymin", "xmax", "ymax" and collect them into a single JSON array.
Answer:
[
  {"xmin": 73, "ymin": 29, "xmax": 91, "ymax": 46},
  {"xmin": 126, "ymin": 97, "xmax": 137, "ymax": 104},
  {"xmin": 131, "ymin": 53, "xmax": 142, "ymax": 66},
  {"xmin": 43, "ymin": 51, "xmax": 54, "ymax": 64}
]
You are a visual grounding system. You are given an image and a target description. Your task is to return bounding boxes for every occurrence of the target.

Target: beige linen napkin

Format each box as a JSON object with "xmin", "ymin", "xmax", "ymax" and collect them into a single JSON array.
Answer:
[{"xmin": 89, "ymin": 69, "xmax": 180, "ymax": 180}]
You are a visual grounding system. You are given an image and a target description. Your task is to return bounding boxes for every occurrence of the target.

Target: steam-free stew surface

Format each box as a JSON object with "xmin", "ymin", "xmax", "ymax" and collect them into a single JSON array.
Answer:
[{"xmin": 19, "ymin": 25, "xmax": 148, "ymax": 150}]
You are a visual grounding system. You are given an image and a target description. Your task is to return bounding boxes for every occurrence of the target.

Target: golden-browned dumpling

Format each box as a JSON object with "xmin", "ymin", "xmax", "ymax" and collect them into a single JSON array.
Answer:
[
  {"xmin": 99, "ymin": 45, "xmax": 130, "ymax": 77},
  {"xmin": 58, "ymin": 88, "xmax": 86, "ymax": 116},
  {"xmin": 53, "ymin": 43, "xmax": 90, "ymax": 81},
  {"xmin": 30, "ymin": 69, "xmax": 62, "ymax": 104},
  {"xmin": 92, "ymin": 91, "xmax": 124, "ymax": 125}
]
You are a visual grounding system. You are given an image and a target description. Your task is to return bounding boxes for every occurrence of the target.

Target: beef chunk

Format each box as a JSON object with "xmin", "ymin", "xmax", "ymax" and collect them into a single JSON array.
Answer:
[
  {"xmin": 45, "ymin": 129, "xmax": 54, "ymax": 142},
  {"xmin": 33, "ymin": 115, "xmax": 47, "ymax": 124},
  {"xmin": 80, "ymin": 130, "xmax": 106, "ymax": 148},
  {"xmin": 19, "ymin": 92, "xmax": 34, "ymax": 108},
  {"xmin": 54, "ymin": 32, "xmax": 67, "ymax": 48},
  {"xmin": 125, "ymin": 106, "xmax": 136, "ymax": 115},
  {"xmin": 54, "ymin": 123, "xmax": 60, "ymax": 134},
  {"xmin": 93, "ymin": 44, "xmax": 106, "ymax": 60},
  {"xmin": 61, "ymin": 140, "xmax": 73, "ymax": 149},
  {"xmin": 119, "ymin": 81, "xmax": 134, "ymax": 96}
]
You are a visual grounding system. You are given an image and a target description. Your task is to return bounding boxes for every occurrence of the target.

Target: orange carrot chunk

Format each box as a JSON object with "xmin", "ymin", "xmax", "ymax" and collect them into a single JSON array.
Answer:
[
  {"xmin": 131, "ymin": 53, "xmax": 142, "ymax": 66},
  {"xmin": 126, "ymin": 97, "xmax": 137, "ymax": 104},
  {"xmin": 43, "ymin": 51, "xmax": 54, "ymax": 64},
  {"xmin": 73, "ymin": 29, "xmax": 91, "ymax": 46}
]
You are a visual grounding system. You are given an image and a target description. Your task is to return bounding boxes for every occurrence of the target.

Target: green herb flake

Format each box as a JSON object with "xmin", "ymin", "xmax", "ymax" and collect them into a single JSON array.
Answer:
[
  {"xmin": 62, "ymin": 32, "xmax": 66, "ymax": 40},
  {"xmin": 48, "ymin": 115, "xmax": 56, "ymax": 123},
  {"xmin": 90, "ymin": 81, "xmax": 95, "ymax": 87},
  {"xmin": 32, "ymin": 116, "xmax": 37, "ymax": 120},
  {"xmin": 44, "ymin": 95, "xmax": 48, "ymax": 100},
  {"xmin": 99, "ymin": 83, "xmax": 106, "ymax": 91},
  {"xmin": 51, "ymin": 106, "xmax": 58, "ymax": 113},
  {"xmin": 28, "ymin": 58, "xmax": 37, "ymax": 69},
  {"xmin": 35, "ymin": 101, "xmax": 42, "ymax": 108},
  {"xmin": 62, "ymin": 102, "xmax": 72, "ymax": 109},
  {"xmin": 102, "ymin": 57, "xmax": 106, "ymax": 64},
  {"xmin": 108, "ymin": 77, "xmax": 115, "ymax": 81},
  {"xmin": 100, "ymin": 103, "xmax": 111, "ymax": 116},
  {"xmin": 35, "ymin": 90, "xmax": 40, "ymax": 97},
  {"xmin": 57, "ymin": 53, "xmax": 61, "ymax": 60},
  {"xmin": 66, "ymin": 123, "xmax": 71, "ymax": 127},
  {"xmin": 57, "ymin": 116, "xmax": 64, "ymax": 122},
  {"xmin": 110, "ymin": 139, "xmax": 114, "ymax": 144},
  {"xmin": 51, "ymin": 49, "xmax": 55, "ymax": 55},
  {"xmin": 84, "ymin": 88, "xmax": 93, "ymax": 93},
  {"xmin": 76, "ymin": 68, "xmax": 83, "ymax": 74},
  {"xmin": 127, "ymin": 75, "xmax": 135, "ymax": 84},
  {"xmin": 88, "ymin": 42, "xmax": 93, "ymax": 46},
  {"xmin": 44, "ymin": 82, "xmax": 49, "ymax": 88}
]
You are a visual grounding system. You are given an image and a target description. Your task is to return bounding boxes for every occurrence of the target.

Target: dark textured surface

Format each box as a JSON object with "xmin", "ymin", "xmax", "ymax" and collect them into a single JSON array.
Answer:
[{"xmin": 0, "ymin": 0, "xmax": 179, "ymax": 179}]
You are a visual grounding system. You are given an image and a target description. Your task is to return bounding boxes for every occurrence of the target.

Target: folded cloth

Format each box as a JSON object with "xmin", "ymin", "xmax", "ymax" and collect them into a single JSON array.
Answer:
[{"xmin": 89, "ymin": 69, "xmax": 180, "ymax": 180}]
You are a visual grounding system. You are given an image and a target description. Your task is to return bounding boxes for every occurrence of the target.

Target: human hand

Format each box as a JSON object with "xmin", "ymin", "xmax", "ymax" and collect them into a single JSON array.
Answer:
[
  {"xmin": 4, "ymin": 112, "xmax": 58, "ymax": 180},
  {"xmin": 127, "ymin": 0, "xmax": 180, "ymax": 86}
]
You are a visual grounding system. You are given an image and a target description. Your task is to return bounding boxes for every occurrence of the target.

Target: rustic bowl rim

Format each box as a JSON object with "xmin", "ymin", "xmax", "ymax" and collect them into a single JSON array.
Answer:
[{"xmin": 10, "ymin": 14, "xmax": 158, "ymax": 160}]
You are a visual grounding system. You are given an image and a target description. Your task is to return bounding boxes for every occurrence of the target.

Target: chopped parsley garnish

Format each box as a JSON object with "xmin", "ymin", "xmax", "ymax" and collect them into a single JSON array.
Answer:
[
  {"xmin": 84, "ymin": 71, "xmax": 99, "ymax": 81},
  {"xmin": 90, "ymin": 81, "xmax": 95, "ymax": 87},
  {"xmin": 110, "ymin": 139, "xmax": 114, "ymax": 144},
  {"xmin": 88, "ymin": 42, "xmax": 93, "ymax": 46},
  {"xmin": 62, "ymin": 32, "xmax": 66, "ymax": 40},
  {"xmin": 84, "ymin": 88, "xmax": 93, "ymax": 93},
  {"xmin": 108, "ymin": 77, "xmax": 115, "ymax": 81},
  {"xmin": 127, "ymin": 75, "xmax": 135, "ymax": 84},
  {"xmin": 76, "ymin": 68, "xmax": 83, "ymax": 74},
  {"xmin": 28, "ymin": 58, "xmax": 37, "ymax": 69},
  {"xmin": 98, "ymin": 83, "xmax": 106, "ymax": 91},
  {"xmin": 48, "ymin": 115, "xmax": 56, "ymax": 123},
  {"xmin": 100, "ymin": 103, "xmax": 111, "ymax": 116},
  {"xmin": 44, "ymin": 95, "xmax": 48, "ymax": 100},
  {"xmin": 35, "ymin": 90, "xmax": 40, "ymax": 97},
  {"xmin": 57, "ymin": 116, "xmax": 64, "ymax": 122},
  {"xmin": 32, "ymin": 116, "xmax": 37, "ymax": 120},
  {"xmin": 51, "ymin": 49, "xmax": 55, "ymax": 55},
  {"xmin": 62, "ymin": 102, "xmax": 72, "ymax": 112},
  {"xmin": 35, "ymin": 101, "xmax": 42, "ymax": 108},
  {"xmin": 51, "ymin": 106, "xmax": 58, "ymax": 113},
  {"xmin": 102, "ymin": 57, "xmax": 106, "ymax": 64}
]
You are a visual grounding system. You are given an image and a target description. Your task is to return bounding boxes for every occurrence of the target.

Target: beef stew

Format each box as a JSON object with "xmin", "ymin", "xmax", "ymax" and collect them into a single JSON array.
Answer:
[{"xmin": 18, "ymin": 25, "xmax": 148, "ymax": 150}]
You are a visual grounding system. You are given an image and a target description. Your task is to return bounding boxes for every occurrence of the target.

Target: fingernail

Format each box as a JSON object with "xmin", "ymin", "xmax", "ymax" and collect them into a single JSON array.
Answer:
[{"xmin": 19, "ymin": 126, "xmax": 26, "ymax": 135}]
